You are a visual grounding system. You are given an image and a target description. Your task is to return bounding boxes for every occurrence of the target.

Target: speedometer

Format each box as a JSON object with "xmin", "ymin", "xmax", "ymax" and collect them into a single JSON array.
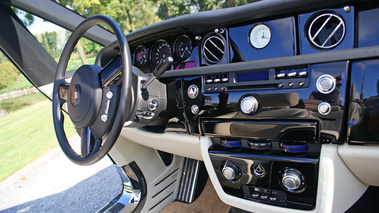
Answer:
[{"xmin": 150, "ymin": 39, "xmax": 172, "ymax": 68}]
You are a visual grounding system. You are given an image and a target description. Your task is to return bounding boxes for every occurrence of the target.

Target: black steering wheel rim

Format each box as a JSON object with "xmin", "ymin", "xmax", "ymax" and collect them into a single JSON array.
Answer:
[{"xmin": 52, "ymin": 15, "xmax": 132, "ymax": 165}]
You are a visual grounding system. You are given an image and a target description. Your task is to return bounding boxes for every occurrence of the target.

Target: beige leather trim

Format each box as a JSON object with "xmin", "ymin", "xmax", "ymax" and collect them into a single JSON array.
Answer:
[
  {"xmin": 119, "ymin": 128, "xmax": 203, "ymax": 160},
  {"xmin": 200, "ymin": 138, "xmax": 368, "ymax": 213},
  {"xmin": 338, "ymin": 144, "xmax": 379, "ymax": 186}
]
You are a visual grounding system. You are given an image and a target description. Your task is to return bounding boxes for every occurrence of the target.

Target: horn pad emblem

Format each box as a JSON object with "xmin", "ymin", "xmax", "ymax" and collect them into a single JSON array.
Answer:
[{"xmin": 71, "ymin": 84, "xmax": 81, "ymax": 107}]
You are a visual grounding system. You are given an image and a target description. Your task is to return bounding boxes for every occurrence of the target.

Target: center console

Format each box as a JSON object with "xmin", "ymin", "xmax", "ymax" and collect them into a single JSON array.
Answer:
[{"xmin": 166, "ymin": 61, "xmax": 349, "ymax": 210}]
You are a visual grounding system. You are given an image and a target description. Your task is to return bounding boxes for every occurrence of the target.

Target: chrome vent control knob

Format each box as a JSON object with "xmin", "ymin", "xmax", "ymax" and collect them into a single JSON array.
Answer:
[
  {"xmin": 281, "ymin": 168, "xmax": 306, "ymax": 193},
  {"xmin": 240, "ymin": 96, "xmax": 259, "ymax": 115},
  {"xmin": 222, "ymin": 162, "xmax": 241, "ymax": 181},
  {"xmin": 316, "ymin": 74, "xmax": 336, "ymax": 94}
]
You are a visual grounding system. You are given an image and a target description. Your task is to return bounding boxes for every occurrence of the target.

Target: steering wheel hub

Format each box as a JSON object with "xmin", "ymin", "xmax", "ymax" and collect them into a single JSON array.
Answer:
[{"xmin": 67, "ymin": 65, "xmax": 103, "ymax": 128}]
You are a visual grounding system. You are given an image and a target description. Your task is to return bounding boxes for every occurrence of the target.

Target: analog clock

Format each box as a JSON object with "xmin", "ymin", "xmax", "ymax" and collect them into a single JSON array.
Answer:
[{"xmin": 249, "ymin": 24, "xmax": 271, "ymax": 49}]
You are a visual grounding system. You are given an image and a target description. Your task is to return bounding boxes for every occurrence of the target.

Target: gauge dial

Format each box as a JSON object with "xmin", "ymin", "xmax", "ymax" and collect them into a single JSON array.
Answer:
[
  {"xmin": 150, "ymin": 40, "xmax": 172, "ymax": 68},
  {"xmin": 174, "ymin": 35, "xmax": 193, "ymax": 61},
  {"xmin": 249, "ymin": 24, "xmax": 271, "ymax": 49},
  {"xmin": 134, "ymin": 45, "xmax": 148, "ymax": 67}
]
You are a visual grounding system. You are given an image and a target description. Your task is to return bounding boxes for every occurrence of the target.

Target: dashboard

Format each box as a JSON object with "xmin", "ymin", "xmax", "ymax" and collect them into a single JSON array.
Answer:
[{"xmin": 97, "ymin": 0, "xmax": 379, "ymax": 212}]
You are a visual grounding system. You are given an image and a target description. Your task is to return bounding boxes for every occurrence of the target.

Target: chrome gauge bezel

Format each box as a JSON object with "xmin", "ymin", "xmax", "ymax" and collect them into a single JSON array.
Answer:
[
  {"xmin": 134, "ymin": 45, "xmax": 148, "ymax": 68},
  {"xmin": 249, "ymin": 23, "xmax": 271, "ymax": 49},
  {"xmin": 174, "ymin": 35, "xmax": 193, "ymax": 62},
  {"xmin": 150, "ymin": 39, "xmax": 172, "ymax": 68}
]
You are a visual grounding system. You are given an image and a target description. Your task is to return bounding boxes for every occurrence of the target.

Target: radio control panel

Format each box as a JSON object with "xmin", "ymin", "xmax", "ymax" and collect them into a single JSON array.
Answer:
[{"xmin": 202, "ymin": 66, "xmax": 310, "ymax": 93}]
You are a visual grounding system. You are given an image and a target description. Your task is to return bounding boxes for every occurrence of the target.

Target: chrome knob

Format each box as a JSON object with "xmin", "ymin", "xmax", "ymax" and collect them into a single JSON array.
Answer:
[
  {"xmin": 282, "ymin": 168, "xmax": 306, "ymax": 193},
  {"xmin": 222, "ymin": 162, "xmax": 241, "ymax": 181},
  {"xmin": 318, "ymin": 102, "xmax": 331, "ymax": 115},
  {"xmin": 316, "ymin": 74, "xmax": 336, "ymax": 94},
  {"xmin": 240, "ymin": 96, "xmax": 259, "ymax": 115}
]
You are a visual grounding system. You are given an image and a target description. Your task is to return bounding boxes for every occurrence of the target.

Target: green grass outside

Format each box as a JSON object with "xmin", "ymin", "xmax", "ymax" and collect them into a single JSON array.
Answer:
[
  {"xmin": 0, "ymin": 75, "xmax": 34, "ymax": 94},
  {"xmin": 0, "ymin": 93, "xmax": 46, "ymax": 113},
  {"xmin": 67, "ymin": 54, "xmax": 97, "ymax": 71},
  {"xmin": 0, "ymin": 98, "xmax": 76, "ymax": 182}
]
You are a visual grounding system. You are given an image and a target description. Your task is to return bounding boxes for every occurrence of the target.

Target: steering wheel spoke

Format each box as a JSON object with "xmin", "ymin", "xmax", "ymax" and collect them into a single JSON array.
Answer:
[{"xmin": 80, "ymin": 127, "xmax": 91, "ymax": 158}]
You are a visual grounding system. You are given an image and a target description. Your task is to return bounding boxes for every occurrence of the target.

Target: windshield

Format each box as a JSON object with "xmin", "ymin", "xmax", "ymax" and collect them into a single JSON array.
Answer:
[{"xmin": 54, "ymin": 0, "xmax": 258, "ymax": 33}]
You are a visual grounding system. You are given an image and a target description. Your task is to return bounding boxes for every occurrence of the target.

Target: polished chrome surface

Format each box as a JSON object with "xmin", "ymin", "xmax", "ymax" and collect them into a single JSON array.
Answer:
[
  {"xmin": 177, "ymin": 158, "xmax": 200, "ymax": 203},
  {"xmin": 191, "ymin": 104, "xmax": 199, "ymax": 115},
  {"xmin": 97, "ymin": 166, "xmax": 141, "ymax": 213},
  {"xmin": 240, "ymin": 96, "xmax": 259, "ymax": 115},
  {"xmin": 148, "ymin": 99, "xmax": 159, "ymax": 111},
  {"xmin": 281, "ymin": 168, "xmax": 306, "ymax": 193},
  {"xmin": 203, "ymin": 34, "xmax": 225, "ymax": 64},
  {"xmin": 222, "ymin": 162, "xmax": 241, "ymax": 181},
  {"xmin": 252, "ymin": 164, "xmax": 266, "ymax": 178},
  {"xmin": 318, "ymin": 102, "xmax": 332, "ymax": 115},
  {"xmin": 308, "ymin": 13, "xmax": 346, "ymax": 49},
  {"xmin": 316, "ymin": 74, "xmax": 336, "ymax": 94},
  {"xmin": 187, "ymin": 84, "xmax": 199, "ymax": 99}
]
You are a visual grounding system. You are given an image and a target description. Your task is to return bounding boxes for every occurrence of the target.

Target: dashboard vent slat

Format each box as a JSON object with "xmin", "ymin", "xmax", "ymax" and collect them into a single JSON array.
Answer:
[
  {"xmin": 202, "ymin": 33, "xmax": 225, "ymax": 64},
  {"xmin": 307, "ymin": 13, "xmax": 346, "ymax": 49}
]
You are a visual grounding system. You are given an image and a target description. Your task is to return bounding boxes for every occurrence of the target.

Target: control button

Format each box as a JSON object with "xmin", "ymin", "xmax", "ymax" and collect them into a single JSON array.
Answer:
[
  {"xmin": 261, "ymin": 194, "xmax": 268, "ymax": 200},
  {"xmin": 269, "ymin": 196, "xmax": 277, "ymax": 201},
  {"xmin": 148, "ymin": 99, "xmax": 158, "ymax": 111},
  {"xmin": 276, "ymin": 69, "xmax": 287, "ymax": 79},
  {"xmin": 205, "ymin": 79, "xmax": 213, "ymax": 84},
  {"xmin": 260, "ymin": 194, "xmax": 269, "ymax": 200},
  {"xmin": 101, "ymin": 114, "xmax": 108, "ymax": 123},
  {"xmin": 136, "ymin": 111, "xmax": 155, "ymax": 120},
  {"xmin": 288, "ymin": 82, "xmax": 294, "ymax": 87},
  {"xmin": 240, "ymin": 96, "xmax": 259, "ymax": 115},
  {"xmin": 213, "ymin": 78, "xmax": 221, "ymax": 83},
  {"xmin": 287, "ymin": 69, "xmax": 297, "ymax": 77},
  {"xmin": 248, "ymin": 141, "xmax": 271, "ymax": 150},
  {"xmin": 316, "ymin": 74, "xmax": 336, "ymax": 94},
  {"xmin": 278, "ymin": 83, "xmax": 284, "ymax": 88},
  {"xmin": 282, "ymin": 168, "xmax": 306, "ymax": 193},
  {"xmin": 106, "ymin": 91, "xmax": 113, "ymax": 99},
  {"xmin": 252, "ymin": 164, "xmax": 266, "ymax": 178},
  {"xmin": 214, "ymin": 87, "xmax": 218, "ymax": 91},
  {"xmin": 222, "ymin": 162, "xmax": 241, "ymax": 181},
  {"xmin": 187, "ymin": 84, "xmax": 199, "ymax": 99},
  {"xmin": 220, "ymin": 87, "xmax": 227, "ymax": 92},
  {"xmin": 207, "ymin": 87, "xmax": 212, "ymax": 92},
  {"xmin": 221, "ymin": 138, "xmax": 242, "ymax": 148},
  {"xmin": 298, "ymin": 69, "xmax": 308, "ymax": 77},
  {"xmin": 318, "ymin": 102, "xmax": 331, "ymax": 115},
  {"xmin": 222, "ymin": 77, "xmax": 229, "ymax": 82},
  {"xmin": 262, "ymin": 188, "xmax": 270, "ymax": 194},
  {"xmin": 191, "ymin": 104, "xmax": 199, "ymax": 115},
  {"xmin": 280, "ymin": 142, "xmax": 308, "ymax": 153},
  {"xmin": 298, "ymin": 81, "xmax": 305, "ymax": 87},
  {"xmin": 252, "ymin": 187, "xmax": 260, "ymax": 192},
  {"xmin": 251, "ymin": 192, "xmax": 260, "ymax": 198}
]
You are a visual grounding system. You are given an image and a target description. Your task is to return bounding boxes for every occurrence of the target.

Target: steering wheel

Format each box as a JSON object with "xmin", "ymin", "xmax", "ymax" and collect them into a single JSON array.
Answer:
[{"xmin": 52, "ymin": 15, "xmax": 133, "ymax": 165}]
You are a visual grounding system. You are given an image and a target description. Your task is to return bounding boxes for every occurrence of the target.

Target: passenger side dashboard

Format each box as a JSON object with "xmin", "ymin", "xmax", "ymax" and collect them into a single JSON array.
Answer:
[{"xmin": 98, "ymin": 0, "xmax": 379, "ymax": 212}]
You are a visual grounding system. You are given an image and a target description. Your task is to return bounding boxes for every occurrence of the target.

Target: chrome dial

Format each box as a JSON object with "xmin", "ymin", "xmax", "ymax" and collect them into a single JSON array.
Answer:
[{"xmin": 249, "ymin": 24, "xmax": 271, "ymax": 49}]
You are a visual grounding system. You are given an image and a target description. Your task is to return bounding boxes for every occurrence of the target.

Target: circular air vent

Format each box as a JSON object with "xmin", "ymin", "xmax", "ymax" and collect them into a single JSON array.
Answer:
[
  {"xmin": 307, "ymin": 13, "xmax": 346, "ymax": 49},
  {"xmin": 202, "ymin": 33, "xmax": 225, "ymax": 64}
]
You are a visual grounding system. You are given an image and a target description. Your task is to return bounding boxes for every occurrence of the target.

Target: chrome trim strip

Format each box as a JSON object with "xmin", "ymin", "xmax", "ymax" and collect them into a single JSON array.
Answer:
[{"xmin": 97, "ymin": 166, "xmax": 141, "ymax": 213}]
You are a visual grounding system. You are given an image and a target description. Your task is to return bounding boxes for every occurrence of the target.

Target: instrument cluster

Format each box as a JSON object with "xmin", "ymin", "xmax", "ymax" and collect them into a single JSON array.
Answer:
[{"xmin": 132, "ymin": 34, "xmax": 197, "ymax": 73}]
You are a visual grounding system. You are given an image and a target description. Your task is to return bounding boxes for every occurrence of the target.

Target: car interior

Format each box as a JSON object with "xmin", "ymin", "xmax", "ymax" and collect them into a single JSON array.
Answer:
[{"xmin": 1, "ymin": 0, "xmax": 379, "ymax": 212}]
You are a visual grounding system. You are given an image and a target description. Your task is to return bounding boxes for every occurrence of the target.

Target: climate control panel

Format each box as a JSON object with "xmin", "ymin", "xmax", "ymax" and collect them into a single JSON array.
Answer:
[{"xmin": 208, "ymin": 146, "xmax": 318, "ymax": 210}]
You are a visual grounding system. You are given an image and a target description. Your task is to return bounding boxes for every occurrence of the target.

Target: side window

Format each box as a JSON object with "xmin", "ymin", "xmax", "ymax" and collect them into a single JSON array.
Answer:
[{"xmin": 18, "ymin": 10, "xmax": 102, "ymax": 72}]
